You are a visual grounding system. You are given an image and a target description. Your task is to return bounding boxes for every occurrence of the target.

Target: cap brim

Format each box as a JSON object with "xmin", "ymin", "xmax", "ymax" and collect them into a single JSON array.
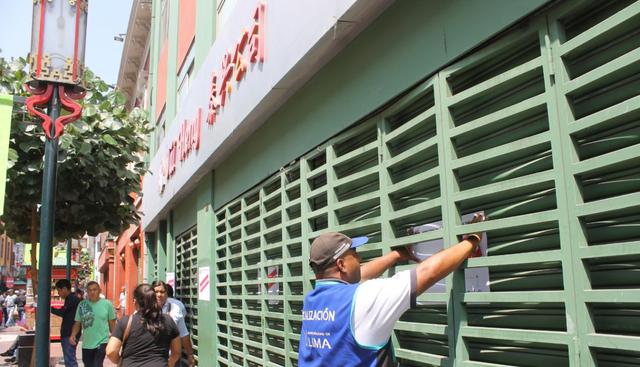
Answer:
[{"xmin": 350, "ymin": 236, "xmax": 369, "ymax": 249}]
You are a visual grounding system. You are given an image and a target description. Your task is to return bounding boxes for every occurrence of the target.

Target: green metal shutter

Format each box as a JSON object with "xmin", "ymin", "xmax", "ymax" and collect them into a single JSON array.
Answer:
[
  {"xmin": 211, "ymin": 1, "xmax": 640, "ymax": 366},
  {"xmin": 176, "ymin": 226, "xmax": 199, "ymax": 356}
]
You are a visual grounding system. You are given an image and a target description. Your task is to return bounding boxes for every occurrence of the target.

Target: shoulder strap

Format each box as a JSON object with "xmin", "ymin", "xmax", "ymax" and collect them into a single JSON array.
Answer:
[
  {"xmin": 117, "ymin": 315, "xmax": 135, "ymax": 367},
  {"xmin": 122, "ymin": 314, "xmax": 134, "ymax": 345}
]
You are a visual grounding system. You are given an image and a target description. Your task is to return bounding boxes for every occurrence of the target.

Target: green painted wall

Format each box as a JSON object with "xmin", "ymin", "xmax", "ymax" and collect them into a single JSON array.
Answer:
[
  {"xmin": 167, "ymin": 212, "xmax": 175, "ymax": 275},
  {"xmin": 195, "ymin": 0, "xmax": 217, "ymax": 73},
  {"xmin": 196, "ymin": 172, "xmax": 216, "ymax": 363},
  {"xmin": 143, "ymin": 232, "xmax": 156, "ymax": 282},
  {"xmin": 173, "ymin": 188, "xmax": 199, "ymax": 236},
  {"xmin": 213, "ymin": 0, "xmax": 549, "ymax": 209},
  {"xmin": 156, "ymin": 220, "xmax": 167, "ymax": 281}
]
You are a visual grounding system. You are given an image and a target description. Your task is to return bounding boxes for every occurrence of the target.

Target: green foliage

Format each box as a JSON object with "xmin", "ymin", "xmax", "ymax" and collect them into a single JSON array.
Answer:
[
  {"xmin": 78, "ymin": 247, "xmax": 94, "ymax": 282},
  {"xmin": 0, "ymin": 57, "xmax": 151, "ymax": 241}
]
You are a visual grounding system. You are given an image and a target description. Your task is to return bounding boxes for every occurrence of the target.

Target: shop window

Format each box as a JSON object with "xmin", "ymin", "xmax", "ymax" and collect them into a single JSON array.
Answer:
[
  {"xmin": 216, "ymin": 0, "xmax": 236, "ymax": 34},
  {"xmin": 155, "ymin": 109, "xmax": 166, "ymax": 153},
  {"xmin": 176, "ymin": 45, "xmax": 195, "ymax": 113}
]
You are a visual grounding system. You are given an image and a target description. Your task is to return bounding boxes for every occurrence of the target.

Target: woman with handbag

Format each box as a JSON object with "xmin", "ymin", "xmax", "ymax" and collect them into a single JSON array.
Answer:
[{"xmin": 106, "ymin": 284, "xmax": 181, "ymax": 367}]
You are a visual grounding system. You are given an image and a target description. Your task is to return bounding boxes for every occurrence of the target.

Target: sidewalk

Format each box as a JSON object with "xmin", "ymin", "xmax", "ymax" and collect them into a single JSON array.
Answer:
[{"xmin": 0, "ymin": 326, "xmax": 115, "ymax": 367}]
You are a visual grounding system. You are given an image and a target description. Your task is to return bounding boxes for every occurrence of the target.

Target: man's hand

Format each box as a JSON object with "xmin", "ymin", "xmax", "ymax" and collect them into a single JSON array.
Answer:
[
  {"xmin": 395, "ymin": 246, "xmax": 420, "ymax": 263},
  {"xmin": 463, "ymin": 213, "xmax": 486, "ymax": 257},
  {"xmin": 69, "ymin": 335, "xmax": 77, "ymax": 346},
  {"xmin": 187, "ymin": 354, "xmax": 196, "ymax": 367}
]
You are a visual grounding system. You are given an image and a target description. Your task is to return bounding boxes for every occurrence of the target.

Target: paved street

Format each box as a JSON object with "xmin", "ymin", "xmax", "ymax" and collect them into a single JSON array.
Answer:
[{"xmin": 0, "ymin": 326, "xmax": 115, "ymax": 367}]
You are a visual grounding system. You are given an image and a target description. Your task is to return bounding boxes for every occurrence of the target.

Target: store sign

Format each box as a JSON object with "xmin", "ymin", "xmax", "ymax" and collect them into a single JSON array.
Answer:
[
  {"xmin": 158, "ymin": 2, "xmax": 266, "ymax": 194},
  {"xmin": 14, "ymin": 242, "xmax": 25, "ymax": 268}
]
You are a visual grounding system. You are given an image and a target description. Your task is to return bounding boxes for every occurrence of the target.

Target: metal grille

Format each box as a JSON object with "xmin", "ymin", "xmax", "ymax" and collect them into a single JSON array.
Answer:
[
  {"xmin": 212, "ymin": 1, "xmax": 640, "ymax": 366},
  {"xmin": 176, "ymin": 226, "xmax": 199, "ymax": 355}
]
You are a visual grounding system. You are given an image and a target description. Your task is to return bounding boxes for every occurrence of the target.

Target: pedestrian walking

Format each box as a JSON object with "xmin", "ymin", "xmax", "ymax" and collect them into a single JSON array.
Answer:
[
  {"xmin": 152, "ymin": 281, "xmax": 196, "ymax": 367},
  {"xmin": 4, "ymin": 290, "xmax": 17, "ymax": 327},
  {"xmin": 106, "ymin": 283, "xmax": 181, "ymax": 367},
  {"xmin": 70, "ymin": 281, "xmax": 116, "ymax": 367},
  {"xmin": 15, "ymin": 291, "xmax": 26, "ymax": 322},
  {"xmin": 75, "ymin": 288, "xmax": 85, "ymax": 301},
  {"xmin": 117, "ymin": 286, "xmax": 127, "ymax": 318},
  {"xmin": 51, "ymin": 279, "xmax": 82, "ymax": 367},
  {"xmin": 298, "ymin": 213, "xmax": 486, "ymax": 366}
]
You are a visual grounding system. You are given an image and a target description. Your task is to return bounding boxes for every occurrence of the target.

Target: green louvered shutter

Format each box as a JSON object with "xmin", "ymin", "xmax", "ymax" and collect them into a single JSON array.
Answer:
[
  {"xmin": 176, "ymin": 226, "xmax": 199, "ymax": 356},
  {"xmin": 210, "ymin": 1, "xmax": 640, "ymax": 366}
]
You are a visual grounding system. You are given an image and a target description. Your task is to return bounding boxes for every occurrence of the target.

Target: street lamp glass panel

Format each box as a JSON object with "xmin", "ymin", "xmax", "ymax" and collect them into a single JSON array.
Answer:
[{"xmin": 29, "ymin": 0, "xmax": 88, "ymax": 88}]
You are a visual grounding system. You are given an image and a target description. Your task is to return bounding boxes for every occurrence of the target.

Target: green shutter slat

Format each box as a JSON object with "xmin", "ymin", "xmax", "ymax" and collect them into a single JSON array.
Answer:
[
  {"xmin": 467, "ymin": 249, "xmax": 562, "ymax": 268},
  {"xmin": 461, "ymin": 326, "xmax": 569, "ymax": 344},
  {"xmin": 580, "ymin": 241, "xmax": 640, "ymax": 259},
  {"xmin": 564, "ymin": 47, "xmax": 640, "ymax": 95},
  {"xmin": 572, "ymin": 143, "xmax": 640, "ymax": 175},
  {"xmin": 450, "ymin": 93, "xmax": 547, "ymax": 138},
  {"xmin": 453, "ymin": 171, "xmax": 555, "ymax": 202},
  {"xmin": 559, "ymin": 2, "xmax": 640, "ymax": 56},
  {"xmin": 450, "ymin": 132, "xmax": 550, "ymax": 170},
  {"xmin": 452, "ymin": 210, "xmax": 558, "ymax": 235},
  {"xmin": 395, "ymin": 348, "xmax": 448, "ymax": 365},
  {"xmin": 395, "ymin": 321, "xmax": 448, "ymax": 335},
  {"xmin": 448, "ymin": 58, "xmax": 543, "ymax": 107},
  {"xmin": 576, "ymin": 191, "xmax": 640, "ymax": 217},
  {"xmin": 461, "ymin": 291, "xmax": 565, "ymax": 303},
  {"xmin": 583, "ymin": 290, "xmax": 640, "ymax": 303},
  {"xmin": 585, "ymin": 333, "xmax": 640, "ymax": 351},
  {"xmin": 568, "ymin": 94, "xmax": 640, "ymax": 135}
]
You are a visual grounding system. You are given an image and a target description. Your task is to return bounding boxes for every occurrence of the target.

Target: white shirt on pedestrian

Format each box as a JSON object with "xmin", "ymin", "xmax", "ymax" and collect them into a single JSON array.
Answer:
[
  {"xmin": 119, "ymin": 292, "xmax": 126, "ymax": 309},
  {"xmin": 162, "ymin": 297, "xmax": 189, "ymax": 337}
]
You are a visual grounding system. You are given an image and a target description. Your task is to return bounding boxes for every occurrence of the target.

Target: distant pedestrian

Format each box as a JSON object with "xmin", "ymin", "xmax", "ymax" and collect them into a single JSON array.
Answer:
[
  {"xmin": 52, "ymin": 279, "xmax": 82, "ymax": 367},
  {"xmin": 70, "ymin": 281, "xmax": 116, "ymax": 367},
  {"xmin": 75, "ymin": 288, "xmax": 85, "ymax": 301},
  {"xmin": 117, "ymin": 286, "xmax": 127, "ymax": 318},
  {"xmin": 4, "ymin": 290, "xmax": 16, "ymax": 327},
  {"xmin": 106, "ymin": 283, "xmax": 181, "ymax": 367},
  {"xmin": 15, "ymin": 291, "xmax": 26, "ymax": 321}
]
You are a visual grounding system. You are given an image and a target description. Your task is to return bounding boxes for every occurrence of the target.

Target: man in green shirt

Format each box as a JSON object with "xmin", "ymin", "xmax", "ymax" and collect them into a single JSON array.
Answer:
[{"xmin": 70, "ymin": 281, "xmax": 116, "ymax": 367}]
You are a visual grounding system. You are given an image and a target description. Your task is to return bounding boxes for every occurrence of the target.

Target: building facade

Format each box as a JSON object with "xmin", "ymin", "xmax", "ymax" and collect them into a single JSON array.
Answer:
[
  {"xmin": 0, "ymin": 232, "xmax": 15, "ymax": 289},
  {"xmin": 103, "ymin": 0, "xmax": 153, "ymax": 314},
  {"xmin": 139, "ymin": 1, "xmax": 640, "ymax": 366}
]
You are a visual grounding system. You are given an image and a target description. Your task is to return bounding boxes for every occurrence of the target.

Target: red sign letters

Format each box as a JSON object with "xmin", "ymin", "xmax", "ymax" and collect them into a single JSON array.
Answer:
[{"xmin": 159, "ymin": 2, "xmax": 266, "ymax": 193}]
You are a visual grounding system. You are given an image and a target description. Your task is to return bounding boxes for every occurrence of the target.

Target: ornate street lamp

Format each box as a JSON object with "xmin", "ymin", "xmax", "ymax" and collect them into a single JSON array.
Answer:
[{"xmin": 24, "ymin": 2, "xmax": 88, "ymax": 366}]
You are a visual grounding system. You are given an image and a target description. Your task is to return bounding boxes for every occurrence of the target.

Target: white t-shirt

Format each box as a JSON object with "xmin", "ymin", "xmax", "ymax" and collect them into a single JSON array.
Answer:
[
  {"xmin": 163, "ymin": 297, "xmax": 189, "ymax": 337},
  {"xmin": 119, "ymin": 292, "xmax": 126, "ymax": 308},
  {"xmin": 4, "ymin": 295, "xmax": 16, "ymax": 307},
  {"xmin": 352, "ymin": 269, "xmax": 417, "ymax": 347}
]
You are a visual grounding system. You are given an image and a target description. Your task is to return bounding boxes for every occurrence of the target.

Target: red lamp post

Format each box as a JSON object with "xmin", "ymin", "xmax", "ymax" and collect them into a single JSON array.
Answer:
[{"xmin": 24, "ymin": 2, "xmax": 88, "ymax": 367}]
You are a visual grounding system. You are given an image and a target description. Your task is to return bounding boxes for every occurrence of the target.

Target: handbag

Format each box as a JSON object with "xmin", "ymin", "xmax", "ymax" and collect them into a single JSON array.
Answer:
[{"xmin": 118, "ymin": 315, "xmax": 134, "ymax": 367}]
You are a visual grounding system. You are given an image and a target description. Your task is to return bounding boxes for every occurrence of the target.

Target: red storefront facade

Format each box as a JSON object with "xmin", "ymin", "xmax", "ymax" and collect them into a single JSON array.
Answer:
[{"xmin": 97, "ymin": 195, "xmax": 144, "ymax": 315}]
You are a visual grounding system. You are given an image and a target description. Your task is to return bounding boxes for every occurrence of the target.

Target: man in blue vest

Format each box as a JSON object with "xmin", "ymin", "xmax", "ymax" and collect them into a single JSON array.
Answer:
[{"xmin": 298, "ymin": 214, "xmax": 486, "ymax": 366}]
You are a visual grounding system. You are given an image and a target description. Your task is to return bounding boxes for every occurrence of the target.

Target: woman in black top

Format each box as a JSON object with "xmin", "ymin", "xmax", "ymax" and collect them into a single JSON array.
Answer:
[{"xmin": 106, "ymin": 284, "xmax": 181, "ymax": 367}]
